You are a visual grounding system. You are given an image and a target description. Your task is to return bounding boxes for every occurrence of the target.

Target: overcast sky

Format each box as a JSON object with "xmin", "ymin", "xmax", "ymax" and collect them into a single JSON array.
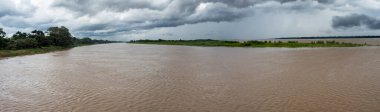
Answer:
[{"xmin": 1, "ymin": 0, "xmax": 380, "ymax": 40}]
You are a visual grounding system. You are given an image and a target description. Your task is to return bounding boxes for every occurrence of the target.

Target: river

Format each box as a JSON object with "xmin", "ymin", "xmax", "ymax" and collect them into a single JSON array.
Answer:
[{"xmin": 1, "ymin": 43, "xmax": 380, "ymax": 112}]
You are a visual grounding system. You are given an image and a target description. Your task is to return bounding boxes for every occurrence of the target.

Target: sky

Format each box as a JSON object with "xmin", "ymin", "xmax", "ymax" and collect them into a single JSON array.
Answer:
[{"xmin": 1, "ymin": 0, "xmax": 380, "ymax": 41}]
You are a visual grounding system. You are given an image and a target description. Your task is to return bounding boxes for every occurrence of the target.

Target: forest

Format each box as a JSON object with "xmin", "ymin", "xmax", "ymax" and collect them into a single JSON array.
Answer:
[
  {"xmin": 0, "ymin": 26, "xmax": 116, "ymax": 57},
  {"xmin": 0, "ymin": 26, "xmax": 114, "ymax": 50}
]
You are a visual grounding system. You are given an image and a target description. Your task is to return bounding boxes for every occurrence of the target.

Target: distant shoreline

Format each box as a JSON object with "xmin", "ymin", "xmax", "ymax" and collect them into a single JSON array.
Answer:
[
  {"xmin": 277, "ymin": 36, "xmax": 380, "ymax": 39},
  {"xmin": 129, "ymin": 39, "xmax": 366, "ymax": 48}
]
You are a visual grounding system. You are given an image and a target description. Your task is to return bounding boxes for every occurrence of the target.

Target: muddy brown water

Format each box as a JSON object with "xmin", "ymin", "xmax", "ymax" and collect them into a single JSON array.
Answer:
[{"xmin": 1, "ymin": 43, "xmax": 380, "ymax": 112}]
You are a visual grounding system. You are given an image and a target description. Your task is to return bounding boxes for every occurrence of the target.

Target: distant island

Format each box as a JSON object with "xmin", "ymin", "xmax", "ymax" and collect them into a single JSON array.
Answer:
[
  {"xmin": 129, "ymin": 39, "xmax": 366, "ymax": 48},
  {"xmin": 0, "ymin": 26, "xmax": 118, "ymax": 58},
  {"xmin": 278, "ymin": 36, "xmax": 380, "ymax": 39}
]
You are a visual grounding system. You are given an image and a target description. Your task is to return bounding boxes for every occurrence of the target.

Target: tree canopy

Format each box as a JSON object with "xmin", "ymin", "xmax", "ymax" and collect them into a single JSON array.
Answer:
[
  {"xmin": 0, "ymin": 28, "xmax": 5, "ymax": 38},
  {"xmin": 47, "ymin": 26, "xmax": 73, "ymax": 47},
  {"xmin": 0, "ymin": 28, "xmax": 7, "ymax": 48},
  {"xmin": 0, "ymin": 26, "xmax": 115, "ymax": 50}
]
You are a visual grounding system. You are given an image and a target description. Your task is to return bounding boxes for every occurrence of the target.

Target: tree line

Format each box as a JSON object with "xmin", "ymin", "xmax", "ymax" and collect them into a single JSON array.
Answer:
[
  {"xmin": 130, "ymin": 39, "xmax": 365, "ymax": 47},
  {"xmin": 0, "ymin": 26, "xmax": 114, "ymax": 50}
]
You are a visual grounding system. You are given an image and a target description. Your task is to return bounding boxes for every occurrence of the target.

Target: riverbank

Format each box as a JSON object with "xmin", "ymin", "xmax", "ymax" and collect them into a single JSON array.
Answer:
[
  {"xmin": 0, "ymin": 46, "xmax": 72, "ymax": 58},
  {"xmin": 129, "ymin": 39, "xmax": 366, "ymax": 48},
  {"xmin": 0, "ymin": 44, "xmax": 101, "ymax": 58}
]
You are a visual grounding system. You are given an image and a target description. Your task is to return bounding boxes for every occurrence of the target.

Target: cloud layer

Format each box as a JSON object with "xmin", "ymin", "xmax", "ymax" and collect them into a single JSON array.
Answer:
[
  {"xmin": 333, "ymin": 14, "xmax": 380, "ymax": 29},
  {"xmin": 1, "ymin": 0, "xmax": 380, "ymax": 40}
]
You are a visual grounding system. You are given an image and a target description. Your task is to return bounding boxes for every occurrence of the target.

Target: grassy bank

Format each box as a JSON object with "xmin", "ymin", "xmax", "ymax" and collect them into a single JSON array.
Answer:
[
  {"xmin": 0, "ymin": 43, "xmax": 120, "ymax": 58},
  {"xmin": 129, "ymin": 39, "xmax": 366, "ymax": 48},
  {"xmin": 0, "ymin": 46, "xmax": 71, "ymax": 58}
]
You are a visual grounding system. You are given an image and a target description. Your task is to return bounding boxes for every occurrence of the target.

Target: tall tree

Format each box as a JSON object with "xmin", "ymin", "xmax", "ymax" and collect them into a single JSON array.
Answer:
[
  {"xmin": 0, "ymin": 28, "xmax": 5, "ymax": 38},
  {"xmin": 0, "ymin": 28, "xmax": 7, "ymax": 49},
  {"xmin": 30, "ymin": 30, "xmax": 51, "ymax": 47},
  {"xmin": 11, "ymin": 31, "xmax": 28, "ymax": 40},
  {"xmin": 47, "ymin": 26, "xmax": 73, "ymax": 47}
]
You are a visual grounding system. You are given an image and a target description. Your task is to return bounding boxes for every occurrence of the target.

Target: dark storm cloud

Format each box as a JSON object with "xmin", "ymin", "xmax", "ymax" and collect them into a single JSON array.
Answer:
[
  {"xmin": 0, "ymin": 0, "xmax": 36, "ymax": 18},
  {"xmin": 0, "ymin": 9, "xmax": 19, "ymax": 17},
  {"xmin": 332, "ymin": 14, "xmax": 380, "ymax": 30},
  {"xmin": 52, "ymin": 0, "xmax": 168, "ymax": 16},
  {"xmin": 59, "ymin": 0, "xmax": 254, "ymax": 32},
  {"xmin": 52, "ymin": 0, "xmax": 334, "ymax": 14},
  {"xmin": 78, "ymin": 24, "xmax": 109, "ymax": 31},
  {"xmin": 6, "ymin": 0, "xmax": 379, "ymax": 40},
  {"xmin": 0, "ymin": 17, "xmax": 31, "ymax": 28},
  {"xmin": 51, "ymin": 0, "xmax": 333, "ymax": 33},
  {"xmin": 279, "ymin": 0, "xmax": 334, "ymax": 4}
]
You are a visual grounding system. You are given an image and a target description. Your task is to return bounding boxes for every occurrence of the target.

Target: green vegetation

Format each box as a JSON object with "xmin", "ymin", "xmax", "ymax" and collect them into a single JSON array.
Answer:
[
  {"xmin": 0, "ymin": 26, "xmax": 116, "ymax": 58},
  {"xmin": 0, "ymin": 46, "xmax": 68, "ymax": 58},
  {"xmin": 129, "ymin": 39, "xmax": 366, "ymax": 48}
]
